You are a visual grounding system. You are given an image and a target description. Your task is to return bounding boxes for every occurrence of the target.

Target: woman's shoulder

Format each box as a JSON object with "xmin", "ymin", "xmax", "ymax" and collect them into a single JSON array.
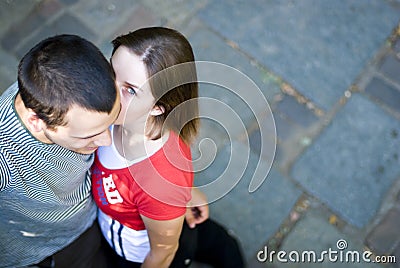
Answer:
[{"xmin": 164, "ymin": 131, "xmax": 191, "ymax": 156}]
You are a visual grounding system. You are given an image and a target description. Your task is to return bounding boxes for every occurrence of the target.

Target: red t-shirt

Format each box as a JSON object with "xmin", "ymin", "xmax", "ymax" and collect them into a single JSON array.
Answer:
[{"xmin": 91, "ymin": 132, "xmax": 193, "ymax": 231}]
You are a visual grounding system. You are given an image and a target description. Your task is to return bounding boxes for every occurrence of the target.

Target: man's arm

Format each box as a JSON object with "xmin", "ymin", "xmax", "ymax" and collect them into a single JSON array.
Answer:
[{"xmin": 0, "ymin": 152, "xmax": 10, "ymax": 191}]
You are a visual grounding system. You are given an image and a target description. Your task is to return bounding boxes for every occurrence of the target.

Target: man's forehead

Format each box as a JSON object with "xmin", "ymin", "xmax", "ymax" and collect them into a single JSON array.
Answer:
[
  {"xmin": 64, "ymin": 101, "xmax": 120, "ymax": 136},
  {"xmin": 64, "ymin": 106, "xmax": 109, "ymax": 128}
]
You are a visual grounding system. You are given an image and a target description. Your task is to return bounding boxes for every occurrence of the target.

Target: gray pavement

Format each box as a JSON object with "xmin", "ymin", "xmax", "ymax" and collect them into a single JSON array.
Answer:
[{"xmin": 1, "ymin": 0, "xmax": 400, "ymax": 267}]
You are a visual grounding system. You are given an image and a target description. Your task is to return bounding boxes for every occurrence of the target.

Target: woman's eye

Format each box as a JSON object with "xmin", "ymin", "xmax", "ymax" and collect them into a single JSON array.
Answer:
[{"xmin": 126, "ymin": 87, "xmax": 136, "ymax": 95}]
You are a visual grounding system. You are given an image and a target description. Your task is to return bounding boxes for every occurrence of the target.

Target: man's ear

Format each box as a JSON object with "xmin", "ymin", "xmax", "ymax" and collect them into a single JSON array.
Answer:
[
  {"xmin": 26, "ymin": 109, "xmax": 45, "ymax": 132},
  {"xmin": 150, "ymin": 105, "xmax": 165, "ymax": 116}
]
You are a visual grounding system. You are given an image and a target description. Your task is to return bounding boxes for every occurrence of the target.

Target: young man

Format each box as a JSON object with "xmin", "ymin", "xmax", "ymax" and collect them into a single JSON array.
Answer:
[{"xmin": 0, "ymin": 34, "xmax": 121, "ymax": 268}]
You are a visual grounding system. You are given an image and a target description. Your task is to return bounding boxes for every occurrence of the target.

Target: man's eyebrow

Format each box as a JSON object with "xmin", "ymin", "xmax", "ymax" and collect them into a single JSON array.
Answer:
[
  {"xmin": 72, "ymin": 105, "xmax": 121, "ymax": 140},
  {"xmin": 72, "ymin": 131, "xmax": 105, "ymax": 139}
]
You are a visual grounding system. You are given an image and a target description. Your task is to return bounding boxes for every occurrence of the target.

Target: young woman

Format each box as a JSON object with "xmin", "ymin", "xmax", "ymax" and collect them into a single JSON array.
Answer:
[{"xmin": 92, "ymin": 27, "xmax": 244, "ymax": 268}]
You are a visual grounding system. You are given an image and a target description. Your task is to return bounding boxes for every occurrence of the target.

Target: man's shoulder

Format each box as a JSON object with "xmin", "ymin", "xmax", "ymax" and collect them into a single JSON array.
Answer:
[
  {"xmin": 0, "ymin": 150, "xmax": 11, "ymax": 191},
  {"xmin": 0, "ymin": 83, "xmax": 23, "ymax": 190},
  {"xmin": 0, "ymin": 82, "xmax": 18, "ymax": 116},
  {"xmin": 0, "ymin": 82, "xmax": 18, "ymax": 99},
  {"xmin": 0, "ymin": 82, "xmax": 19, "ymax": 127}
]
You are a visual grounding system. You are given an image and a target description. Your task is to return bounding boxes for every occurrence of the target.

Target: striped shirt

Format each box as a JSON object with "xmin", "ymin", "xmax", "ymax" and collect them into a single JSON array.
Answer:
[{"xmin": 0, "ymin": 83, "xmax": 97, "ymax": 267}]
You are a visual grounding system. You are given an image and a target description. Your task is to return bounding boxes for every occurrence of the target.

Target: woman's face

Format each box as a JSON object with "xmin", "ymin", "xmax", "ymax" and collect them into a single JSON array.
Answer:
[{"xmin": 111, "ymin": 46, "xmax": 155, "ymax": 127}]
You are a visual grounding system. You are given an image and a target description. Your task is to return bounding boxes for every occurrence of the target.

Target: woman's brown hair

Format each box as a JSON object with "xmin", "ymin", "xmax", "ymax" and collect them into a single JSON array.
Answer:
[{"xmin": 111, "ymin": 27, "xmax": 199, "ymax": 144}]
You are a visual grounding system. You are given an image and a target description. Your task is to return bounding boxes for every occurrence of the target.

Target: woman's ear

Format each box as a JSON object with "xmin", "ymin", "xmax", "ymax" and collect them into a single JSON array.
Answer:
[
  {"xmin": 150, "ymin": 105, "xmax": 165, "ymax": 116},
  {"xmin": 26, "ymin": 109, "xmax": 45, "ymax": 132}
]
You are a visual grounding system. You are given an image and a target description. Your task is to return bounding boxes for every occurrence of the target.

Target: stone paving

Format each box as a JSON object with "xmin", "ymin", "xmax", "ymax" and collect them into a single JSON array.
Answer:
[{"xmin": 1, "ymin": 1, "xmax": 400, "ymax": 267}]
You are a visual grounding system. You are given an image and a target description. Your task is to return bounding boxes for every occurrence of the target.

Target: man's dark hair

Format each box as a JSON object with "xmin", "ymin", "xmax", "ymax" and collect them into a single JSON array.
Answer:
[{"xmin": 18, "ymin": 34, "xmax": 116, "ymax": 129}]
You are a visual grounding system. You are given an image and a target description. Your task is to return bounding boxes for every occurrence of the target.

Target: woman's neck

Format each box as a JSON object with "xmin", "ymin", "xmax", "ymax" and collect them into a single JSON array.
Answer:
[{"xmin": 113, "ymin": 124, "xmax": 169, "ymax": 161}]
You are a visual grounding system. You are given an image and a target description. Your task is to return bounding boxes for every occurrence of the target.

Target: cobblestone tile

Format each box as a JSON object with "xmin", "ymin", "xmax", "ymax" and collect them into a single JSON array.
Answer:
[
  {"xmin": 186, "ymin": 27, "xmax": 280, "ymax": 150},
  {"xmin": 191, "ymin": 118, "xmax": 229, "ymax": 168},
  {"xmin": 36, "ymin": 0, "xmax": 62, "ymax": 17},
  {"xmin": 364, "ymin": 77, "xmax": 400, "ymax": 114},
  {"xmin": 249, "ymin": 124, "xmax": 275, "ymax": 156},
  {"xmin": 189, "ymin": 26, "xmax": 281, "ymax": 104},
  {"xmin": 379, "ymin": 54, "xmax": 400, "ymax": 85},
  {"xmin": 71, "ymin": 0, "xmax": 147, "ymax": 42},
  {"xmin": 291, "ymin": 94, "xmax": 400, "ymax": 227},
  {"xmin": 1, "ymin": 13, "xmax": 41, "ymax": 51},
  {"xmin": 273, "ymin": 143, "xmax": 286, "ymax": 168},
  {"xmin": 273, "ymin": 112, "xmax": 300, "ymax": 142},
  {"xmin": 195, "ymin": 141, "xmax": 301, "ymax": 260},
  {"xmin": 196, "ymin": 83, "xmax": 256, "ymax": 139},
  {"xmin": 272, "ymin": 112, "xmax": 306, "ymax": 168},
  {"xmin": 273, "ymin": 209, "xmax": 380, "ymax": 268},
  {"xmin": 1, "ymin": 0, "xmax": 62, "ymax": 52},
  {"xmin": 140, "ymin": 0, "xmax": 207, "ymax": 27},
  {"xmin": 0, "ymin": 73, "xmax": 15, "ymax": 94},
  {"xmin": 50, "ymin": 12, "xmax": 96, "ymax": 39},
  {"xmin": 394, "ymin": 38, "xmax": 400, "ymax": 54},
  {"xmin": 0, "ymin": 0, "xmax": 40, "ymax": 37},
  {"xmin": 392, "ymin": 243, "xmax": 400, "ymax": 266},
  {"xmin": 99, "ymin": 4, "xmax": 162, "ymax": 58},
  {"xmin": 110, "ymin": 4, "xmax": 160, "ymax": 39},
  {"xmin": 247, "ymin": 116, "xmax": 276, "ymax": 174},
  {"xmin": 58, "ymin": 0, "xmax": 79, "ymax": 5},
  {"xmin": 365, "ymin": 207, "xmax": 400, "ymax": 255},
  {"xmin": 246, "ymin": 258, "xmax": 268, "ymax": 268},
  {"xmin": 13, "ymin": 24, "xmax": 54, "ymax": 59},
  {"xmin": 198, "ymin": 0, "xmax": 400, "ymax": 110},
  {"xmin": 274, "ymin": 95, "xmax": 319, "ymax": 128},
  {"xmin": 15, "ymin": 12, "xmax": 96, "ymax": 58},
  {"xmin": 0, "ymin": 48, "xmax": 18, "ymax": 92},
  {"xmin": 249, "ymin": 127, "xmax": 262, "ymax": 155}
]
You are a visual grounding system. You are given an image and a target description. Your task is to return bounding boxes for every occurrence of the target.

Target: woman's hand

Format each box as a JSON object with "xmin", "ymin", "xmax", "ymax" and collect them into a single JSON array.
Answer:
[{"xmin": 185, "ymin": 187, "xmax": 209, "ymax": 228}]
